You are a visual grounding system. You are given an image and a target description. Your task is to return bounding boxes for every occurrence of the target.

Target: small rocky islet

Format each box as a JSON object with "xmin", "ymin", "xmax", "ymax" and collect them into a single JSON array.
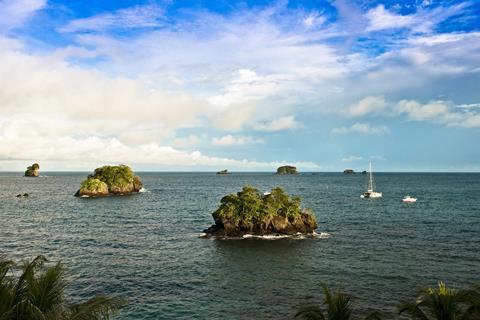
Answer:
[
  {"xmin": 203, "ymin": 186, "xmax": 317, "ymax": 238},
  {"xmin": 24, "ymin": 163, "xmax": 40, "ymax": 177},
  {"xmin": 74, "ymin": 165, "xmax": 143, "ymax": 197},
  {"xmin": 276, "ymin": 165, "xmax": 298, "ymax": 175}
]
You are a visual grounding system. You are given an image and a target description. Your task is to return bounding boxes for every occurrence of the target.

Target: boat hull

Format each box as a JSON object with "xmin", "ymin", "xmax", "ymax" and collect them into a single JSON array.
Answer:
[{"xmin": 362, "ymin": 192, "xmax": 382, "ymax": 198}]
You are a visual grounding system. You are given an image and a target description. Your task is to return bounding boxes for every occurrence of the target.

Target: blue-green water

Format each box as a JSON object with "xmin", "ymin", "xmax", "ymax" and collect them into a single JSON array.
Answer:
[{"xmin": 1, "ymin": 172, "xmax": 479, "ymax": 319}]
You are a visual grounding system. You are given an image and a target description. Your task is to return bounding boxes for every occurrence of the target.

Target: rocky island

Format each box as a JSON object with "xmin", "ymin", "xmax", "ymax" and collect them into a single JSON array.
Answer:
[
  {"xmin": 343, "ymin": 169, "xmax": 355, "ymax": 174},
  {"xmin": 203, "ymin": 186, "xmax": 317, "ymax": 238},
  {"xmin": 74, "ymin": 165, "xmax": 143, "ymax": 197},
  {"xmin": 216, "ymin": 169, "xmax": 229, "ymax": 175},
  {"xmin": 24, "ymin": 163, "xmax": 40, "ymax": 177},
  {"xmin": 276, "ymin": 165, "xmax": 298, "ymax": 175}
]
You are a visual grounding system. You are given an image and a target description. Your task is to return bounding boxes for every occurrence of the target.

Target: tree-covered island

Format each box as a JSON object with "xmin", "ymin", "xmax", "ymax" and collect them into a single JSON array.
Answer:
[
  {"xmin": 203, "ymin": 186, "xmax": 317, "ymax": 237},
  {"xmin": 74, "ymin": 165, "xmax": 143, "ymax": 197}
]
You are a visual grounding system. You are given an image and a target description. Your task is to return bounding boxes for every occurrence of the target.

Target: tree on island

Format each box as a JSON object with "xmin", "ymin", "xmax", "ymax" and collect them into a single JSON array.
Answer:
[
  {"xmin": 0, "ymin": 255, "xmax": 125, "ymax": 320},
  {"xmin": 25, "ymin": 163, "xmax": 40, "ymax": 177},
  {"xmin": 203, "ymin": 186, "xmax": 317, "ymax": 237},
  {"xmin": 276, "ymin": 165, "xmax": 298, "ymax": 174},
  {"xmin": 75, "ymin": 165, "xmax": 143, "ymax": 197}
]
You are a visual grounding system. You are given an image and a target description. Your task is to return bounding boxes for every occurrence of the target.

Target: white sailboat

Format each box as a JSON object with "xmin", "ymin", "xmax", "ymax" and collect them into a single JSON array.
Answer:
[{"xmin": 361, "ymin": 162, "xmax": 382, "ymax": 198}]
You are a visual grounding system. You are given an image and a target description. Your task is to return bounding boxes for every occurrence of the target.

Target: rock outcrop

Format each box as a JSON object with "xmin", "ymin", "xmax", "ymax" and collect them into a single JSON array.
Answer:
[
  {"xmin": 203, "ymin": 186, "xmax": 317, "ymax": 237},
  {"xmin": 25, "ymin": 163, "xmax": 40, "ymax": 177},
  {"xmin": 74, "ymin": 165, "xmax": 143, "ymax": 197},
  {"xmin": 216, "ymin": 169, "xmax": 229, "ymax": 175},
  {"xmin": 276, "ymin": 165, "xmax": 298, "ymax": 175},
  {"xmin": 343, "ymin": 169, "xmax": 355, "ymax": 174}
]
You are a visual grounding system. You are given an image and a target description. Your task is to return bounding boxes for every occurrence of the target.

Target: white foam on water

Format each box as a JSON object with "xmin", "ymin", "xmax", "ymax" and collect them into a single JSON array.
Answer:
[
  {"xmin": 314, "ymin": 231, "xmax": 331, "ymax": 239},
  {"xmin": 80, "ymin": 195, "xmax": 90, "ymax": 198},
  {"xmin": 139, "ymin": 187, "xmax": 148, "ymax": 193}
]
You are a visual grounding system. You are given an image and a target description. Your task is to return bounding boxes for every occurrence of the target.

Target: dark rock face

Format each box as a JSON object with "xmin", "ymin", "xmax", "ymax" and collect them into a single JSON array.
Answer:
[
  {"xmin": 203, "ymin": 186, "xmax": 317, "ymax": 238},
  {"xmin": 74, "ymin": 165, "xmax": 143, "ymax": 197},
  {"xmin": 276, "ymin": 165, "xmax": 298, "ymax": 175},
  {"xmin": 25, "ymin": 163, "xmax": 40, "ymax": 177},
  {"xmin": 343, "ymin": 169, "xmax": 355, "ymax": 174},
  {"xmin": 204, "ymin": 211, "xmax": 317, "ymax": 237}
]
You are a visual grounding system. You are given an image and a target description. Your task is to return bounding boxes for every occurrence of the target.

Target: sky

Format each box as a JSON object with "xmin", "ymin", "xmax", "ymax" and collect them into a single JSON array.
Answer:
[{"xmin": 0, "ymin": 0, "xmax": 479, "ymax": 172}]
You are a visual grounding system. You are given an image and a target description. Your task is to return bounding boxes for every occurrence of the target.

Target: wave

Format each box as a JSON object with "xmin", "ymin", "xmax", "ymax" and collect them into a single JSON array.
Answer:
[
  {"xmin": 199, "ymin": 231, "xmax": 332, "ymax": 240},
  {"xmin": 139, "ymin": 188, "xmax": 149, "ymax": 193}
]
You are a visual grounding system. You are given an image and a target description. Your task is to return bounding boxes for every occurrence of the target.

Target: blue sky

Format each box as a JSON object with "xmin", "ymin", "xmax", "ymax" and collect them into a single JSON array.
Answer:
[{"xmin": 0, "ymin": 0, "xmax": 479, "ymax": 171}]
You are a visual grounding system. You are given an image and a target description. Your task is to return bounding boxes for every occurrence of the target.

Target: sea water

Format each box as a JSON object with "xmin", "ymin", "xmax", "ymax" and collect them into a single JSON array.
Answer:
[{"xmin": 1, "ymin": 172, "xmax": 479, "ymax": 319}]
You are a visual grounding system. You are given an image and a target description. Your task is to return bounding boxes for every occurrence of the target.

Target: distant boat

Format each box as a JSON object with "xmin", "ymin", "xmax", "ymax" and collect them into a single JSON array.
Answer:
[
  {"xmin": 361, "ymin": 162, "xmax": 382, "ymax": 199},
  {"xmin": 216, "ymin": 169, "xmax": 230, "ymax": 175},
  {"xmin": 402, "ymin": 196, "xmax": 417, "ymax": 202}
]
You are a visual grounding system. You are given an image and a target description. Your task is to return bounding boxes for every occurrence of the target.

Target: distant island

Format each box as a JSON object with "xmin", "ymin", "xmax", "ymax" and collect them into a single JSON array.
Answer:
[
  {"xmin": 203, "ymin": 186, "xmax": 317, "ymax": 237},
  {"xmin": 276, "ymin": 165, "xmax": 298, "ymax": 174},
  {"xmin": 216, "ymin": 169, "xmax": 229, "ymax": 175},
  {"xmin": 343, "ymin": 169, "xmax": 355, "ymax": 174},
  {"xmin": 25, "ymin": 163, "xmax": 40, "ymax": 177},
  {"xmin": 74, "ymin": 165, "xmax": 143, "ymax": 197}
]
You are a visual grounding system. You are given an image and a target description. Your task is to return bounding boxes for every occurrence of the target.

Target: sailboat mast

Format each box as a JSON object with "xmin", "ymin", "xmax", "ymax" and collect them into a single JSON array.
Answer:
[{"xmin": 368, "ymin": 162, "xmax": 373, "ymax": 191}]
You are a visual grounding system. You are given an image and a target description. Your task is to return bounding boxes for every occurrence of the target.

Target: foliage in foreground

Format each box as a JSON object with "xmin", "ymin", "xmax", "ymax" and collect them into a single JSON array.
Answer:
[
  {"xmin": 212, "ymin": 186, "xmax": 314, "ymax": 224},
  {"xmin": 0, "ymin": 255, "xmax": 126, "ymax": 320},
  {"xmin": 295, "ymin": 282, "xmax": 480, "ymax": 320},
  {"xmin": 399, "ymin": 282, "xmax": 480, "ymax": 320}
]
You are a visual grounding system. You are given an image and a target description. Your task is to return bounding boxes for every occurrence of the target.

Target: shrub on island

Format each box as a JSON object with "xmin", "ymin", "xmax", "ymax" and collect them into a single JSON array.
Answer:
[
  {"xmin": 24, "ymin": 163, "xmax": 40, "ymax": 177},
  {"xmin": 75, "ymin": 165, "xmax": 143, "ymax": 197},
  {"xmin": 203, "ymin": 186, "xmax": 317, "ymax": 237},
  {"xmin": 276, "ymin": 165, "xmax": 298, "ymax": 174}
]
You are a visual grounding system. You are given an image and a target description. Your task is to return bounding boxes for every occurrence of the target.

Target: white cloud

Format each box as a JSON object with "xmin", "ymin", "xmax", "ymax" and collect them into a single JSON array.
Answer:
[
  {"xmin": 59, "ymin": 4, "xmax": 165, "ymax": 33},
  {"xmin": 332, "ymin": 122, "xmax": 389, "ymax": 135},
  {"xmin": 212, "ymin": 135, "xmax": 263, "ymax": 147},
  {"xmin": 172, "ymin": 134, "xmax": 203, "ymax": 149},
  {"xmin": 342, "ymin": 156, "xmax": 363, "ymax": 162},
  {"xmin": 365, "ymin": 3, "xmax": 469, "ymax": 33},
  {"xmin": 366, "ymin": 5, "xmax": 415, "ymax": 31},
  {"xmin": 0, "ymin": 0, "xmax": 46, "ymax": 31},
  {"xmin": 395, "ymin": 100, "xmax": 480, "ymax": 128},
  {"xmin": 253, "ymin": 116, "xmax": 300, "ymax": 132},
  {"xmin": 346, "ymin": 96, "xmax": 387, "ymax": 117}
]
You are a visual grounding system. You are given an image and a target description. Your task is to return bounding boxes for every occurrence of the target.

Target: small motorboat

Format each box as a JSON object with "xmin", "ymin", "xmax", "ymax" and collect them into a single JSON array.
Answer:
[{"xmin": 402, "ymin": 196, "xmax": 417, "ymax": 202}]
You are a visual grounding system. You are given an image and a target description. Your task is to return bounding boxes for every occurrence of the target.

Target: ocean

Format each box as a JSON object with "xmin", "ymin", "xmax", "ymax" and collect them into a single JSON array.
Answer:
[{"xmin": 1, "ymin": 172, "xmax": 479, "ymax": 319}]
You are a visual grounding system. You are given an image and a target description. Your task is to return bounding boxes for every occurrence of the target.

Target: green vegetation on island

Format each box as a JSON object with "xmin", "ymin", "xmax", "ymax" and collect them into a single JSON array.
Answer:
[
  {"xmin": 276, "ymin": 165, "xmax": 298, "ymax": 175},
  {"xmin": 295, "ymin": 282, "xmax": 480, "ymax": 320},
  {"xmin": 75, "ymin": 165, "xmax": 143, "ymax": 197},
  {"xmin": 24, "ymin": 163, "xmax": 40, "ymax": 177},
  {"xmin": 203, "ymin": 186, "xmax": 317, "ymax": 237},
  {"xmin": 0, "ymin": 255, "xmax": 125, "ymax": 320}
]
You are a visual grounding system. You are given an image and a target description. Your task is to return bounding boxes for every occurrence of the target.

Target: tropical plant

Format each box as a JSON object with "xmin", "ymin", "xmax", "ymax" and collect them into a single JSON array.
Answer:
[
  {"xmin": 295, "ymin": 285, "xmax": 383, "ymax": 320},
  {"xmin": 212, "ymin": 186, "xmax": 314, "ymax": 224},
  {"xmin": 90, "ymin": 165, "xmax": 134, "ymax": 189},
  {"xmin": 0, "ymin": 255, "xmax": 125, "ymax": 320},
  {"xmin": 81, "ymin": 178, "xmax": 108, "ymax": 192},
  {"xmin": 399, "ymin": 281, "xmax": 480, "ymax": 320}
]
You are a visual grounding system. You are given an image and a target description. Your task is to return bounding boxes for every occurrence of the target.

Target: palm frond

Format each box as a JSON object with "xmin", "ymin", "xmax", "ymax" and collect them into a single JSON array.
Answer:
[
  {"xmin": 295, "ymin": 304, "xmax": 325, "ymax": 320},
  {"xmin": 68, "ymin": 295, "xmax": 126, "ymax": 320},
  {"xmin": 398, "ymin": 302, "xmax": 430, "ymax": 320}
]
